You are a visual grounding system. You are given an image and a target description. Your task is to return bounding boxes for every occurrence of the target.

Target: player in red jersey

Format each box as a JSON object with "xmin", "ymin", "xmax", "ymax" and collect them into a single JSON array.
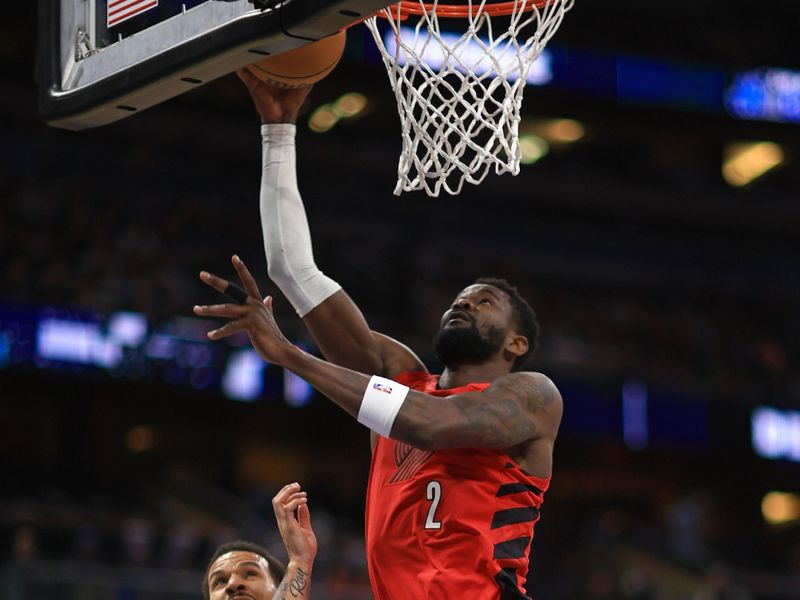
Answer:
[{"xmin": 193, "ymin": 72, "xmax": 563, "ymax": 600}]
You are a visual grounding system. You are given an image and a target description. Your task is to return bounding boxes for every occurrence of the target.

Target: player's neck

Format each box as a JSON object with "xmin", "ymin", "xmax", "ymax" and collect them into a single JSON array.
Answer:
[{"xmin": 438, "ymin": 360, "xmax": 510, "ymax": 389}]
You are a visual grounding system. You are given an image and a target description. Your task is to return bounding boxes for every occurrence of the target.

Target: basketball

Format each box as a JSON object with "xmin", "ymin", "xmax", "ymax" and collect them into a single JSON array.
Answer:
[{"xmin": 246, "ymin": 30, "xmax": 346, "ymax": 89}]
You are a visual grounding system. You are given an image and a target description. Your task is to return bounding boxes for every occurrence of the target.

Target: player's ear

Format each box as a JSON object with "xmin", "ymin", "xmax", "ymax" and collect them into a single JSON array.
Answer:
[{"xmin": 504, "ymin": 333, "xmax": 528, "ymax": 360}]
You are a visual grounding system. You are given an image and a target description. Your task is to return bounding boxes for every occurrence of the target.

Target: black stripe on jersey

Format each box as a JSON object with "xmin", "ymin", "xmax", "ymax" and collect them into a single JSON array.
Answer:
[
  {"xmin": 493, "ymin": 536, "xmax": 531, "ymax": 559},
  {"xmin": 497, "ymin": 483, "xmax": 543, "ymax": 497},
  {"xmin": 491, "ymin": 507, "xmax": 540, "ymax": 529},
  {"xmin": 495, "ymin": 567, "xmax": 531, "ymax": 600},
  {"xmin": 503, "ymin": 462, "xmax": 532, "ymax": 476}
]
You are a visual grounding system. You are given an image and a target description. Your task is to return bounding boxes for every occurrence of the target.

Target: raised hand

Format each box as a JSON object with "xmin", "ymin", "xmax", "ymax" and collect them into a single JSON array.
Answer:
[
  {"xmin": 273, "ymin": 482, "xmax": 318, "ymax": 567},
  {"xmin": 194, "ymin": 255, "xmax": 293, "ymax": 365},
  {"xmin": 237, "ymin": 68, "xmax": 314, "ymax": 124}
]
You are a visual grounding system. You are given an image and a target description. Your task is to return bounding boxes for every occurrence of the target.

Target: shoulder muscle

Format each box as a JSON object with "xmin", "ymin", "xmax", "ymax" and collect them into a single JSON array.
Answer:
[
  {"xmin": 372, "ymin": 331, "xmax": 426, "ymax": 378},
  {"xmin": 488, "ymin": 372, "xmax": 562, "ymax": 414},
  {"xmin": 480, "ymin": 372, "xmax": 562, "ymax": 441}
]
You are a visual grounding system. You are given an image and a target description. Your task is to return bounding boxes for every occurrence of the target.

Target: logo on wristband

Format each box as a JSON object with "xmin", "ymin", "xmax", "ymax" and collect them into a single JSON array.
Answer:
[{"xmin": 373, "ymin": 382, "xmax": 393, "ymax": 394}]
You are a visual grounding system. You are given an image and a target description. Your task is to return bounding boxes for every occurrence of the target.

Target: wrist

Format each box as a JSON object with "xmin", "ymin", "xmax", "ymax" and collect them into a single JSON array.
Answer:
[
  {"xmin": 285, "ymin": 560, "xmax": 312, "ymax": 597},
  {"xmin": 261, "ymin": 122, "xmax": 296, "ymax": 142},
  {"xmin": 287, "ymin": 559, "xmax": 313, "ymax": 572},
  {"xmin": 260, "ymin": 114, "xmax": 298, "ymax": 125},
  {"xmin": 358, "ymin": 376, "xmax": 410, "ymax": 438},
  {"xmin": 279, "ymin": 343, "xmax": 309, "ymax": 371}
]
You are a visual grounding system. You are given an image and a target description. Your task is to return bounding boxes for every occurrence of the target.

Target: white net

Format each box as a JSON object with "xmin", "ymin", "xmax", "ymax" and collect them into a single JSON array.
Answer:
[{"xmin": 365, "ymin": 0, "xmax": 574, "ymax": 196}]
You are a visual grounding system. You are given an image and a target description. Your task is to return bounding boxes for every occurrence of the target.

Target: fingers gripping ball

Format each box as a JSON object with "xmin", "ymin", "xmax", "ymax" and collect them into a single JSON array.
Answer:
[{"xmin": 247, "ymin": 30, "xmax": 346, "ymax": 88}]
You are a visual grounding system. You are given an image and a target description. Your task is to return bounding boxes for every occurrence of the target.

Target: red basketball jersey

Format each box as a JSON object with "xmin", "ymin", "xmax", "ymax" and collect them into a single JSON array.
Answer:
[{"xmin": 365, "ymin": 371, "xmax": 550, "ymax": 600}]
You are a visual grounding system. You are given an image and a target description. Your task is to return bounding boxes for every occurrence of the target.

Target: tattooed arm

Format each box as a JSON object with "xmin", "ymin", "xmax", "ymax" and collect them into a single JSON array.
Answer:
[
  {"xmin": 393, "ymin": 372, "xmax": 562, "ymax": 451},
  {"xmin": 272, "ymin": 483, "xmax": 317, "ymax": 600},
  {"xmin": 275, "ymin": 566, "xmax": 311, "ymax": 600}
]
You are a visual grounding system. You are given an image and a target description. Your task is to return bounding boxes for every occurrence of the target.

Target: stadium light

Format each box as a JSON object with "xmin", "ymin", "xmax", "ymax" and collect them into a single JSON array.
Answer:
[
  {"xmin": 525, "ymin": 118, "xmax": 586, "ymax": 144},
  {"xmin": 762, "ymin": 491, "xmax": 800, "ymax": 525},
  {"xmin": 309, "ymin": 105, "xmax": 338, "ymax": 133},
  {"xmin": 520, "ymin": 134, "xmax": 549, "ymax": 164},
  {"xmin": 310, "ymin": 93, "xmax": 369, "ymax": 133},
  {"xmin": 332, "ymin": 92, "xmax": 368, "ymax": 119},
  {"xmin": 722, "ymin": 141, "xmax": 784, "ymax": 187}
]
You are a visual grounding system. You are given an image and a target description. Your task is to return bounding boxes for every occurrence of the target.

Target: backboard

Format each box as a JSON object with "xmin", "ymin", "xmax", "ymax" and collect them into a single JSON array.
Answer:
[{"xmin": 39, "ymin": 0, "xmax": 390, "ymax": 130}]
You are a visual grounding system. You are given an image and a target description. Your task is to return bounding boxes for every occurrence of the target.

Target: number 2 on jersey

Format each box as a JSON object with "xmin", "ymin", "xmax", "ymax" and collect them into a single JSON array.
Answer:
[{"xmin": 425, "ymin": 480, "xmax": 442, "ymax": 530}]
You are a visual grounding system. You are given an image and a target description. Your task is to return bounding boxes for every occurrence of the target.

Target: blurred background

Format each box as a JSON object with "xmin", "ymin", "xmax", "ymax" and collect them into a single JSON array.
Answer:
[{"xmin": 2, "ymin": 1, "xmax": 800, "ymax": 598}]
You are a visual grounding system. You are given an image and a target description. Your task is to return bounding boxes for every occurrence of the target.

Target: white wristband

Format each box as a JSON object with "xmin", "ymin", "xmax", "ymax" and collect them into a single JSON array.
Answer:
[{"xmin": 358, "ymin": 376, "xmax": 409, "ymax": 438}]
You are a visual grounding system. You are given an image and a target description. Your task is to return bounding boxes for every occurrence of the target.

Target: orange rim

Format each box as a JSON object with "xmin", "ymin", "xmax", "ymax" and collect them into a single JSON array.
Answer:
[{"xmin": 387, "ymin": 1, "xmax": 554, "ymax": 18}]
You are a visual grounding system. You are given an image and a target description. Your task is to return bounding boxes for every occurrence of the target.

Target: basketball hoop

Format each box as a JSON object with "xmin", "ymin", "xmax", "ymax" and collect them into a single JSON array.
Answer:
[
  {"xmin": 389, "ymin": 0, "xmax": 558, "ymax": 17},
  {"xmin": 365, "ymin": 0, "xmax": 574, "ymax": 196}
]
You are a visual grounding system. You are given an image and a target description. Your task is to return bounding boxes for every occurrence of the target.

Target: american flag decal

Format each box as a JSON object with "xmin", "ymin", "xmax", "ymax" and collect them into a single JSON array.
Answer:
[{"xmin": 108, "ymin": 0, "xmax": 159, "ymax": 28}]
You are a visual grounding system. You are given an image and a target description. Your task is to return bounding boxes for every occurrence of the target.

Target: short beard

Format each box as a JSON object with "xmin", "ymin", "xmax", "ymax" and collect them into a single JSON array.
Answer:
[{"xmin": 433, "ymin": 321, "xmax": 506, "ymax": 367}]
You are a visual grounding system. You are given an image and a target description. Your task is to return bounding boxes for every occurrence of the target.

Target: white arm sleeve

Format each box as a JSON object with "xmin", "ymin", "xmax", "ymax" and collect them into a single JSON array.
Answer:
[{"xmin": 260, "ymin": 123, "xmax": 342, "ymax": 317}]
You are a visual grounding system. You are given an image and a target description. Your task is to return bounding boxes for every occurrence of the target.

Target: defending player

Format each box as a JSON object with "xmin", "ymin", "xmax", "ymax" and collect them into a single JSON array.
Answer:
[
  {"xmin": 204, "ymin": 482, "xmax": 316, "ymax": 600},
  {"xmin": 194, "ymin": 72, "xmax": 563, "ymax": 600}
]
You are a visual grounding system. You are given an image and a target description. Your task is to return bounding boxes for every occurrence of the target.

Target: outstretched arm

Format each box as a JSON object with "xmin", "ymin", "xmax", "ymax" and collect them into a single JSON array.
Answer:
[
  {"xmin": 194, "ymin": 259, "xmax": 561, "ymax": 451},
  {"xmin": 239, "ymin": 70, "xmax": 422, "ymax": 376},
  {"xmin": 272, "ymin": 482, "xmax": 317, "ymax": 600}
]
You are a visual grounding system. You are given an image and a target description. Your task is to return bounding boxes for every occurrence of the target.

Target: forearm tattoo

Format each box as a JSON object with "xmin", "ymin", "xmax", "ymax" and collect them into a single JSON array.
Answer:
[
  {"xmin": 275, "ymin": 567, "xmax": 309, "ymax": 599},
  {"xmin": 395, "ymin": 373, "xmax": 557, "ymax": 449},
  {"xmin": 455, "ymin": 374, "xmax": 556, "ymax": 446}
]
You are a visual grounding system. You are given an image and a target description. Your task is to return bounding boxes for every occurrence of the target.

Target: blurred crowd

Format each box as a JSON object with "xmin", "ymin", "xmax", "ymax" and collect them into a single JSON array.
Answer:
[
  {"xmin": 1, "ymin": 491, "xmax": 372, "ymax": 599},
  {"xmin": 3, "ymin": 484, "xmax": 800, "ymax": 600}
]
